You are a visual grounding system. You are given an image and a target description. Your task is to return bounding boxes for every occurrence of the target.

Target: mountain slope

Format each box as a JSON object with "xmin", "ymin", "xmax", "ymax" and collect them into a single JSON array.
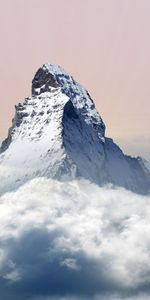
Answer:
[{"xmin": 0, "ymin": 64, "xmax": 149, "ymax": 194}]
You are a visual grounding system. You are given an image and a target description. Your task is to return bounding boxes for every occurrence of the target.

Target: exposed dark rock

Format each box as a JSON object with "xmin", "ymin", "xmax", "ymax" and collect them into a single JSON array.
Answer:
[{"xmin": 32, "ymin": 67, "xmax": 59, "ymax": 96}]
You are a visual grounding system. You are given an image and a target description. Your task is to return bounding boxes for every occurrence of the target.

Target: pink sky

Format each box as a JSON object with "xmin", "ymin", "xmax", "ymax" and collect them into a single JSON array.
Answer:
[{"xmin": 0, "ymin": 0, "xmax": 150, "ymax": 159}]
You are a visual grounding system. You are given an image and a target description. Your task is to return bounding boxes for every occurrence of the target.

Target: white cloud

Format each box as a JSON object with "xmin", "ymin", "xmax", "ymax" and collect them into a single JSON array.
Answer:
[{"xmin": 0, "ymin": 178, "xmax": 150, "ymax": 299}]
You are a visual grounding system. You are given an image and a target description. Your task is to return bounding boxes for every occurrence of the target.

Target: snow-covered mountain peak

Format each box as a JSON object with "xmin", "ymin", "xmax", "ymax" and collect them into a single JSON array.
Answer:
[
  {"xmin": 0, "ymin": 64, "xmax": 150, "ymax": 194},
  {"xmin": 32, "ymin": 63, "xmax": 106, "ymax": 136},
  {"xmin": 0, "ymin": 64, "xmax": 105, "ymax": 152}
]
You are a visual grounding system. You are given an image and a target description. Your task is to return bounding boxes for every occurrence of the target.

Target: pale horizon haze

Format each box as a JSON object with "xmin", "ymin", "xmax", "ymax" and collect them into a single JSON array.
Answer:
[{"xmin": 0, "ymin": 0, "xmax": 150, "ymax": 160}]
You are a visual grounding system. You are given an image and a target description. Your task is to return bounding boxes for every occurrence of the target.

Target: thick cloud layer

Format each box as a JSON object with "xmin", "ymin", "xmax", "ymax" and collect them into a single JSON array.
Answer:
[{"xmin": 0, "ymin": 178, "xmax": 150, "ymax": 299}]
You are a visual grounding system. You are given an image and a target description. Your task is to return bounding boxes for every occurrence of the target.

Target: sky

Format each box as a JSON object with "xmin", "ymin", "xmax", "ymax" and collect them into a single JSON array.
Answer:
[{"xmin": 0, "ymin": 0, "xmax": 150, "ymax": 159}]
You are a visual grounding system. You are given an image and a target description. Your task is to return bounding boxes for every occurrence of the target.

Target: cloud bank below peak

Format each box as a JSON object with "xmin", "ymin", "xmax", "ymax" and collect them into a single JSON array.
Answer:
[{"xmin": 0, "ymin": 178, "xmax": 150, "ymax": 299}]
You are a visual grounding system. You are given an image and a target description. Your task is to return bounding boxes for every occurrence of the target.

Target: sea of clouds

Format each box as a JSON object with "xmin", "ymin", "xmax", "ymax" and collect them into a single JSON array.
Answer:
[{"xmin": 0, "ymin": 177, "xmax": 150, "ymax": 299}]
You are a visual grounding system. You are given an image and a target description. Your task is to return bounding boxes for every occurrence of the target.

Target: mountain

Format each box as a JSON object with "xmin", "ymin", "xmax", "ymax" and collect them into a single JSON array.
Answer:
[{"xmin": 0, "ymin": 64, "xmax": 150, "ymax": 195}]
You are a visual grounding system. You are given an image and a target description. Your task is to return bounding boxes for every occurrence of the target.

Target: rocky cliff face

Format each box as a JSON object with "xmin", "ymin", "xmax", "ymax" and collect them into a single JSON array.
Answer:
[{"xmin": 0, "ymin": 64, "xmax": 149, "ymax": 195}]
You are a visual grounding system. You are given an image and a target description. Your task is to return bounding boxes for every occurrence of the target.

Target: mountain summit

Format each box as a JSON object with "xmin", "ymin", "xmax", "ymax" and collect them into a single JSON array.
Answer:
[{"xmin": 0, "ymin": 64, "xmax": 150, "ymax": 194}]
